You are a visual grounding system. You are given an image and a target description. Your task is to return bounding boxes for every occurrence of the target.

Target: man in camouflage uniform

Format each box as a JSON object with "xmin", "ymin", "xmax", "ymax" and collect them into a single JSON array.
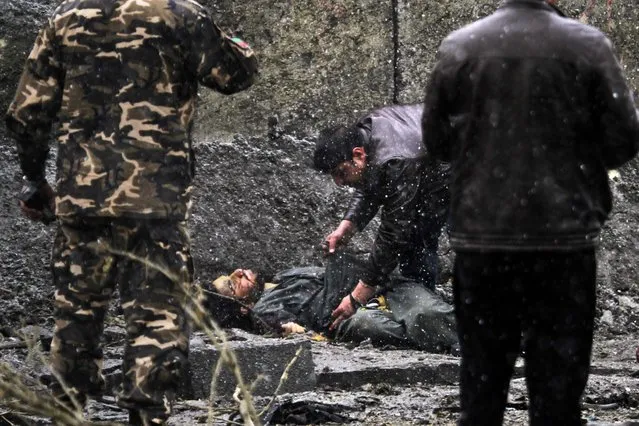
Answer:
[{"xmin": 5, "ymin": 0, "xmax": 258, "ymax": 424}]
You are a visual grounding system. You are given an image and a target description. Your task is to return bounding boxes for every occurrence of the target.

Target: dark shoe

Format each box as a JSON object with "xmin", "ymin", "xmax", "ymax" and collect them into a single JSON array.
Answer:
[
  {"xmin": 129, "ymin": 410, "xmax": 142, "ymax": 425},
  {"xmin": 129, "ymin": 410, "xmax": 166, "ymax": 426}
]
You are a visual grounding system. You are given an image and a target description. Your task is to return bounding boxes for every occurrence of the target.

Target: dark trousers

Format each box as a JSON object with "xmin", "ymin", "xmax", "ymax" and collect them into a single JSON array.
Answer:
[
  {"xmin": 336, "ymin": 277, "xmax": 458, "ymax": 353},
  {"xmin": 453, "ymin": 249, "xmax": 596, "ymax": 426},
  {"xmin": 399, "ymin": 202, "xmax": 448, "ymax": 290}
]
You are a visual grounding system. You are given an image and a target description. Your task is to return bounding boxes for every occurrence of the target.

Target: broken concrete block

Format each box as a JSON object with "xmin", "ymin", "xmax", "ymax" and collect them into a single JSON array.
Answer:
[
  {"xmin": 184, "ymin": 330, "xmax": 316, "ymax": 400},
  {"xmin": 17, "ymin": 325, "xmax": 53, "ymax": 351}
]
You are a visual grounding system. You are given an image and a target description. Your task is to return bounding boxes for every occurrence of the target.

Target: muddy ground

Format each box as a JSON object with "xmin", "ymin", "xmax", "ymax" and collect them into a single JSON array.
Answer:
[{"xmin": 1, "ymin": 331, "xmax": 639, "ymax": 425}]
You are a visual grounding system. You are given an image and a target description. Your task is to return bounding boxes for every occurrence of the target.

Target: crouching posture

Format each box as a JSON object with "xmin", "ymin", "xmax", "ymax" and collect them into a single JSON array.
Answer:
[{"xmin": 313, "ymin": 104, "xmax": 451, "ymax": 330}]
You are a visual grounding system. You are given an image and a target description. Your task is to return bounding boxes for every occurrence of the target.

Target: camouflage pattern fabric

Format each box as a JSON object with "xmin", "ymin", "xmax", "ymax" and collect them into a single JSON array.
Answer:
[
  {"xmin": 50, "ymin": 217, "xmax": 193, "ymax": 424},
  {"xmin": 5, "ymin": 0, "xmax": 258, "ymax": 220}
]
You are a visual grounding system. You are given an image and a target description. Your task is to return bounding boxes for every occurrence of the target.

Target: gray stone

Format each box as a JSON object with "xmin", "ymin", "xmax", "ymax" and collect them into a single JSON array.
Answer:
[
  {"xmin": 601, "ymin": 310, "xmax": 615, "ymax": 328},
  {"xmin": 311, "ymin": 343, "xmax": 639, "ymax": 390},
  {"xmin": 103, "ymin": 325, "xmax": 126, "ymax": 345},
  {"xmin": 194, "ymin": 0, "xmax": 395, "ymax": 137},
  {"xmin": 1, "ymin": 0, "xmax": 639, "ymax": 346},
  {"xmin": 17, "ymin": 325, "xmax": 53, "ymax": 351},
  {"xmin": 312, "ymin": 343, "xmax": 460, "ymax": 388},
  {"xmin": 185, "ymin": 330, "xmax": 316, "ymax": 400}
]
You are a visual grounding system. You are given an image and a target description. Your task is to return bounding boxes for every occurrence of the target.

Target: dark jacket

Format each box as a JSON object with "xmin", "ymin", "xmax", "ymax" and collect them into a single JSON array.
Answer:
[
  {"xmin": 6, "ymin": 0, "xmax": 257, "ymax": 221},
  {"xmin": 422, "ymin": 0, "xmax": 639, "ymax": 251},
  {"xmin": 251, "ymin": 252, "xmax": 366, "ymax": 333},
  {"xmin": 344, "ymin": 104, "xmax": 449, "ymax": 286}
]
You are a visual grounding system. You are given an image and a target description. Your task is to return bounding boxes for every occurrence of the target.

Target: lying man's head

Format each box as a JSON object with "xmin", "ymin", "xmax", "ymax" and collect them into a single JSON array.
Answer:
[
  {"xmin": 212, "ymin": 268, "xmax": 263, "ymax": 305},
  {"xmin": 314, "ymin": 124, "xmax": 367, "ymax": 187}
]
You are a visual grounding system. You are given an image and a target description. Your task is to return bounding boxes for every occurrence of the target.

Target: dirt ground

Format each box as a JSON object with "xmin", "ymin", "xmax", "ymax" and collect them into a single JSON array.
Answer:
[{"xmin": 1, "ymin": 329, "xmax": 638, "ymax": 425}]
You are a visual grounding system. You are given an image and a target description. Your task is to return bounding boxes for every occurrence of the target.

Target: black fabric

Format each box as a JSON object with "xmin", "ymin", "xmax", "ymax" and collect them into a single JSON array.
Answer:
[
  {"xmin": 357, "ymin": 104, "xmax": 428, "ymax": 167},
  {"xmin": 201, "ymin": 289, "xmax": 256, "ymax": 331},
  {"xmin": 251, "ymin": 252, "xmax": 366, "ymax": 333},
  {"xmin": 342, "ymin": 104, "xmax": 450, "ymax": 288},
  {"xmin": 336, "ymin": 308, "xmax": 409, "ymax": 348},
  {"xmin": 422, "ymin": 0, "xmax": 639, "ymax": 251},
  {"xmin": 336, "ymin": 275, "xmax": 458, "ymax": 353},
  {"xmin": 384, "ymin": 276, "xmax": 457, "ymax": 352},
  {"xmin": 453, "ymin": 250, "xmax": 596, "ymax": 426},
  {"xmin": 251, "ymin": 252, "xmax": 458, "ymax": 353},
  {"xmin": 261, "ymin": 399, "xmax": 355, "ymax": 425}
]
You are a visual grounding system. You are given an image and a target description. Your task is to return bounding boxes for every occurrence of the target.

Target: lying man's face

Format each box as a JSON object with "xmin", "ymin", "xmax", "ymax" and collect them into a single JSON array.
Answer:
[
  {"xmin": 230, "ymin": 269, "xmax": 258, "ymax": 300},
  {"xmin": 213, "ymin": 268, "xmax": 259, "ymax": 302}
]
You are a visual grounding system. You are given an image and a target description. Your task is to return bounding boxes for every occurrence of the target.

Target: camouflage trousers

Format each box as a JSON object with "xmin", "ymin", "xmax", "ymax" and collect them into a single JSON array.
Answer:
[{"xmin": 49, "ymin": 217, "xmax": 193, "ymax": 425}]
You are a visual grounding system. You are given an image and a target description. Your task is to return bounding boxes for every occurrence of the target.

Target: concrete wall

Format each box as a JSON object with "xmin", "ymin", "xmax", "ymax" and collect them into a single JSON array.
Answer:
[{"xmin": 0, "ymin": 0, "xmax": 638, "ymax": 334}]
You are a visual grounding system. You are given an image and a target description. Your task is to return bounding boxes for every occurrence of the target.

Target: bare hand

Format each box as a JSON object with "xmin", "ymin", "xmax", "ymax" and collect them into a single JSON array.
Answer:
[
  {"xmin": 322, "ymin": 220, "xmax": 355, "ymax": 256},
  {"xmin": 329, "ymin": 294, "xmax": 356, "ymax": 331},
  {"xmin": 323, "ymin": 230, "xmax": 346, "ymax": 255},
  {"xmin": 281, "ymin": 322, "xmax": 306, "ymax": 336},
  {"xmin": 18, "ymin": 182, "xmax": 55, "ymax": 223}
]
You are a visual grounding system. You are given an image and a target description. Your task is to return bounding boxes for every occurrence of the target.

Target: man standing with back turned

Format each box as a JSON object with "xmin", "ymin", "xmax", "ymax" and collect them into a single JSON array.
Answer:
[
  {"xmin": 422, "ymin": 1, "xmax": 639, "ymax": 425},
  {"xmin": 5, "ymin": 0, "xmax": 257, "ymax": 424}
]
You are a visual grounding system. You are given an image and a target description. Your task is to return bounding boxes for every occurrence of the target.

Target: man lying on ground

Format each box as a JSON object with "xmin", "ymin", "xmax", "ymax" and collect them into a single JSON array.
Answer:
[{"xmin": 198, "ymin": 252, "xmax": 459, "ymax": 355}]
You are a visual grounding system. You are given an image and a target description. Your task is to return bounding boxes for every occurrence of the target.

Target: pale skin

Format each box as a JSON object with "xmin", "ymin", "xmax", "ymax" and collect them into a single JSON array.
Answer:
[
  {"xmin": 213, "ymin": 269, "xmax": 307, "ymax": 335},
  {"xmin": 213, "ymin": 268, "xmax": 259, "ymax": 301}
]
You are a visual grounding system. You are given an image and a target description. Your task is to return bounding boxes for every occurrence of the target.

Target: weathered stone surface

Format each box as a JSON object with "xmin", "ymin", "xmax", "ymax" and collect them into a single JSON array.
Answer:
[
  {"xmin": 313, "ymin": 344, "xmax": 460, "ymax": 388},
  {"xmin": 396, "ymin": 0, "xmax": 494, "ymax": 104},
  {"xmin": 186, "ymin": 331, "xmax": 316, "ymax": 399},
  {"xmin": 397, "ymin": 1, "xmax": 639, "ymax": 102},
  {"xmin": 195, "ymin": 0, "xmax": 395, "ymax": 137},
  {"xmin": 311, "ymin": 341, "xmax": 639, "ymax": 390},
  {"xmin": 0, "ymin": 0, "xmax": 638, "ymax": 341}
]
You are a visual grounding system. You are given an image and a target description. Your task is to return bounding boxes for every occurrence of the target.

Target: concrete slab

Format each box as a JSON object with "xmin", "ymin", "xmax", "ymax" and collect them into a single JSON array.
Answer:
[
  {"xmin": 184, "ymin": 330, "xmax": 316, "ymax": 400},
  {"xmin": 108, "ymin": 330, "xmax": 639, "ymax": 400},
  {"xmin": 310, "ymin": 341, "xmax": 639, "ymax": 390},
  {"xmin": 311, "ymin": 342, "xmax": 460, "ymax": 389}
]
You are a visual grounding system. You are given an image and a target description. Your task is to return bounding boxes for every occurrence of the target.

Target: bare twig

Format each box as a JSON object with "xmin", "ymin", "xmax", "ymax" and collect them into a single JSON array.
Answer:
[
  {"xmin": 95, "ymin": 243, "xmax": 262, "ymax": 426},
  {"xmin": 0, "ymin": 363, "xmax": 85, "ymax": 425},
  {"xmin": 233, "ymin": 387, "xmax": 255, "ymax": 426},
  {"xmin": 258, "ymin": 346, "xmax": 304, "ymax": 417},
  {"xmin": 0, "ymin": 341, "xmax": 27, "ymax": 350},
  {"xmin": 0, "ymin": 412, "xmax": 16, "ymax": 426},
  {"xmin": 206, "ymin": 356, "xmax": 225, "ymax": 426}
]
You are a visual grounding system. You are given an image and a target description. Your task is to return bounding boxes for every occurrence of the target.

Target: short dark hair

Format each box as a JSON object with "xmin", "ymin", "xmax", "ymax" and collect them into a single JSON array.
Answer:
[{"xmin": 313, "ymin": 124, "xmax": 362, "ymax": 173}]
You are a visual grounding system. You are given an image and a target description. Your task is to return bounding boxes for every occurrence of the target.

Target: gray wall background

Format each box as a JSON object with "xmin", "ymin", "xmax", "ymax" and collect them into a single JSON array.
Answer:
[{"xmin": 0, "ymin": 0, "xmax": 637, "ymax": 336}]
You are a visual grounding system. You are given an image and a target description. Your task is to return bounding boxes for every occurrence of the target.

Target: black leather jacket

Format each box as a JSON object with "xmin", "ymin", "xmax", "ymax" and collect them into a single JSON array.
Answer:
[
  {"xmin": 344, "ymin": 104, "xmax": 449, "ymax": 286},
  {"xmin": 422, "ymin": 0, "xmax": 639, "ymax": 251}
]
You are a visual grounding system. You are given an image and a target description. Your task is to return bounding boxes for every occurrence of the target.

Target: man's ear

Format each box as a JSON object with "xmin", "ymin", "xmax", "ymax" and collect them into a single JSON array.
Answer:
[{"xmin": 352, "ymin": 147, "xmax": 366, "ymax": 162}]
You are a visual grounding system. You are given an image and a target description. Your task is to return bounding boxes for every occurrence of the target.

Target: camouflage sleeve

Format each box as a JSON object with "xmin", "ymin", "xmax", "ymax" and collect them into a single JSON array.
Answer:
[
  {"xmin": 5, "ymin": 18, "xmax": 63, "ymax": 182},
  {"xmin": 189, "ymin": 10, "xmax": 258, "ymax": 95}
]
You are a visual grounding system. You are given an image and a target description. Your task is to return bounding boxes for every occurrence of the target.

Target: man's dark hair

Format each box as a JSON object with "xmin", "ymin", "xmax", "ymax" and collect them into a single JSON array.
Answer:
[
  {"xmin": 246, "ymin": 275, "xmax": 266, "ymax": 305},
  {"xmin": 314, "ymin": 124, "xmax": 362, "ymax": 173}
]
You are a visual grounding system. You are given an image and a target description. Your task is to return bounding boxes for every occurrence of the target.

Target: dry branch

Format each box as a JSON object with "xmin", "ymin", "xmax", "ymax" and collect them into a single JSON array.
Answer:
[{"xmin": 94, "ymin": 242, "xmax": 262, "ymax": 426}]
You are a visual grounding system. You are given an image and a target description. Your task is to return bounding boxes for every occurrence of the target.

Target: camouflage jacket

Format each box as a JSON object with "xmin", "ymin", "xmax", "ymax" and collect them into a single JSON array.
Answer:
[{"xmin": 6, "ymin": 0, "xmax": 258, "ymax": 220}]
